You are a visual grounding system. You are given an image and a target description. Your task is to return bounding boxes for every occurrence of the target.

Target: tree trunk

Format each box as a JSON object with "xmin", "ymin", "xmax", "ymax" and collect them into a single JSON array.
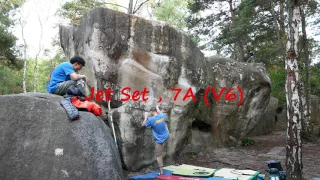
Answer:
[
  {"xmin": 132, "ymin": 0, "xmax": 151, "ymax": 14},
  {"xmin": 269, "ymin": 0, "xmax": 286, "ymax": 61},
  {"xmin": 285, "ymin": 1, "xmax": 303, "ymax": 179},
  {"xmin": 20, "ymin": 17, "xmax": 28, "ymax": 93},
  {"xmin": 237, "ymin": 42, "xmax": 245, "ymax": 62},
  {"xmin": 33, "ymin": 13, "xmax": 46, "ymax": 92},
  {"xmin": 22, "ymin": 41, "xmax": 27, "ymax": 93},
  {"xmin": 300, "ymin": 6, "xmax": 312, "ymax": 140},
  {"xmin": 128, "ymin": 0, "xmax": 133, "ymax": 14},
  {"xmin": 228, "ymin": 0, "xmax": 244, "ymax": 62},
  {"xmin": 279, "ymin": 0, "xmax": 285, "ymax": 34},
  {"xmin": 33, "ymin": 22, "xmax": 41, "ymax": 92}
]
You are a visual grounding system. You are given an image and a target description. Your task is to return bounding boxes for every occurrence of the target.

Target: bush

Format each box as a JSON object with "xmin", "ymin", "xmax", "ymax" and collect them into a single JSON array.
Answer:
[
  {"xmin": 242, "ymin": 137, "xmax": 255, "ymax": 146},
  {"xmin": 188, "ymin": 151, "xmax": 197, "ymax": 158},
  {"xmin": 310, "ymin": 63, "xmax": 320, "ymax": 96},
  {"xmin": 268, "ymin": 62, "xmax": 320, "ymax": 105},
  {"xmin": 0, "ymin": 57, "xmax": 62, "ymax": 95},
  {"xmin": 0, "ymin": 65, "xmax": 24, "ymax": 94},
  {"xmin": 268, "ymin": 65, "xmax": 286, "ymax": 104}
]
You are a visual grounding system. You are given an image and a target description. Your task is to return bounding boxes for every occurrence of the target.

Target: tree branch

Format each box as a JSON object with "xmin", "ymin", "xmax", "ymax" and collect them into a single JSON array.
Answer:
[
  {"xmin": 133, "ymin": 0, "xmax": 139, "ymax": 13},
  {"xmin": 133, "ymin": 0, "xmax": 150, "ymax": 14},
  {"xmin": 269, "ymin": 0, "xmax": 285, "ymax": 60},
  {"xmin": 102, "ymin": 2, "xmax": 128, "ymax": 10},
  {"xmin": 0, "ymin": 0, "xmax": 9, "ymax": 6}
]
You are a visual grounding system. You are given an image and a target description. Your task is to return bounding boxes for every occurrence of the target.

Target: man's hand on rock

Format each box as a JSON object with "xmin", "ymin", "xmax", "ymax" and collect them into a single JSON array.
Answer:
[
  {"xmin": 144, "ymin": 112, "xmax": 149, "ymax": 119},
  {"xmin": 80, "ymin": 75, "xmax": 87, "ymax": 81}
]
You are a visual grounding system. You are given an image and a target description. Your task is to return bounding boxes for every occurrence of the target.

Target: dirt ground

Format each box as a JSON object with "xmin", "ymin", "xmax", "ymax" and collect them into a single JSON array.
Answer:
[{"xmin": 124, "ymin": 130, "xmax": 320, "ymax": 180}]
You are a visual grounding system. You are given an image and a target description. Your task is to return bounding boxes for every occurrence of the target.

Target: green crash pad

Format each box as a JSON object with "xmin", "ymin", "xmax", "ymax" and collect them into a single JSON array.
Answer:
[
  {"xmin": 172, "ymin": 168, "xmax": 216, "ymax": 178},
  {"xmin": 164, "ymin": 164, "xmax": 217, "ymax": 178},
  {"xmin": 164, "ymin": 164, "xmax": 216, "ymax": 172},
  {"xmin": 213, "ymin": 168, "xmax": 260, "ymax": 180}
]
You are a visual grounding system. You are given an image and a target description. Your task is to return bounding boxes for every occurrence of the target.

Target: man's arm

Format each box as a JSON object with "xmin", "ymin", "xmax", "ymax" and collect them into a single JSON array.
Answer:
[
  {"xmin": 70, "ymin": 73, "xmax": 86, "ymax": 81},
  {"xmin": 141, "ymin": 112, "xmax": 149, "ymax": 127},
  {"xmin": 156, "ymin": 104, "xmax": 162, "ymax": 114}
]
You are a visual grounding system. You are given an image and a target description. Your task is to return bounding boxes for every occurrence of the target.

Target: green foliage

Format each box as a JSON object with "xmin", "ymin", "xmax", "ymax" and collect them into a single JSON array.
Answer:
[
  {"xmin": 188, "ymin": 151, "xmax": 197, "ymax": 158},
  {"xmin": 0, "ymin": 0, "xmax": 24, "ymax": 66},
  {"xmin": 185, "ymin": 0, "xmax": 320, "ymax": 107},
  {"xmin": 267, "ymin": 61, "xmax": 320, "ymax": 105},
  {"xmin": 0, "ymin": 59, "xmax": 47, "ymax": 94},
  {"xmin": 151, "ymin": 0, "xmax": 188, "ymax": 30},
  {"xmin": 0, "ymin": 0, "xmax": 26, "ymax": 94},
  {"xmin": 190, "ymin": 36, "xmax": 200, "ymax": 45},
  {"xmin": 57, "ymin": 0, "xmax": 124, "ymax": 24},
  {"xmin": 310, "ymin": 63, "xmax": 320, "ymax": 96},
  {"xmin": 0, "ymin": 52, "xmax": 66, "ymax": 95},
  {"xmin": 218, "ymin": 0, "xmax": 284, "ymax": 63},
  {"xmin": 31, "ymin": 50, "xmax": 66, "ymax": 93},
  {"xmin": 268, "ymin": 65, "xmax": 286, "ymax": 104},
  {"xmin": 0, "ymin": 65, "xmax": 24, "ymax": 94},
  {"xmin": 186, "ymin": 0, "xmax": 318, "ymax": 65},
  {"xmin": 26, "ymin": 59, "xmax": 50, "ymax": 93},
  {"xmin": 241, "ymin": 137, "xmax": 255, "ymax": 146}
]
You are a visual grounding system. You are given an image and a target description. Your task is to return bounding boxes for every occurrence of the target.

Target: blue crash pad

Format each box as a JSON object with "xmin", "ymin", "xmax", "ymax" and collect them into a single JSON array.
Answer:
[{"xmin": 129, "ymin": 169, "xmax": 173, "ymax": 180}]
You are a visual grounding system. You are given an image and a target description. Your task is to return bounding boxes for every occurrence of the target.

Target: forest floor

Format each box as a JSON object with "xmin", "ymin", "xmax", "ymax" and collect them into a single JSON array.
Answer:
[{"xmin": 124, "ymin": 130, "xmax": 320, "ymax": 180}]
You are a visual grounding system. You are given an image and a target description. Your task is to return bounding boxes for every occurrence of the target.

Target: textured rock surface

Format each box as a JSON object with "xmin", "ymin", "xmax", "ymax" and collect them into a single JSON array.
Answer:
[
  {"xmin": 59, "ymin": 7, "xmax": 271, "ymax": 171},
  {"xmin": 248, "ymin": 97, "xmax": 280, "ymax": 136},
  {"xmin": 0, "ymin": 93, "xmax": 123, "ymax": 180},
  {"xmin": 276, "ymin": 95, "xmax": 320, "ymax": 133},
  {"xmin": 310, "ymin": 95, "xmax": 320, "ymax": 126}
]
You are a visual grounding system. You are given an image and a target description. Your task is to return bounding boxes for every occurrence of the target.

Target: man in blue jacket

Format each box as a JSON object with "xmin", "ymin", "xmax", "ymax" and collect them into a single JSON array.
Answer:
[
  {"xmin": 142, "ymin": 104, "xmax": 169, "ymax": 175},
  {"xmin": 46, "ymin": 56, "xmax": 87, "ymax": 96}
]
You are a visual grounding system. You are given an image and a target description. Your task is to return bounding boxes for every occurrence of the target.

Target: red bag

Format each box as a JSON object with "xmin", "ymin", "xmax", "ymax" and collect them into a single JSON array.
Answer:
[{"xmin": 71, "ymin": 97, "xmax": 102, "ymax": 117}]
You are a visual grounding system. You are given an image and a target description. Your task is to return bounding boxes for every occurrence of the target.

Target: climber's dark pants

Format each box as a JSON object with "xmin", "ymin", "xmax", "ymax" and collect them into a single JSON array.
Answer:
[{"xmin": 53, "ymin": 80, "xmax": 86, "ymax": 96}]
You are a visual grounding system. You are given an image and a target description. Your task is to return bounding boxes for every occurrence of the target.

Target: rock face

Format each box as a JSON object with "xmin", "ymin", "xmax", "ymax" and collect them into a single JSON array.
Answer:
[
  {"xmin": 0, "ymin": 93, "xmax": 123, "ymax": 180},
  {"xmin": 310, "ymin": 95, "xmax": 320, "ymax": 126},
  {"xmin": 59, "ymin": 7, "xmax": 271, "ymax": 171},
  {"xmin": 275, "ymin": 95, "xmax": 320, "ymax": 133},
  {"xmin": 248, "ymin": 97, "xmax": 280, "ymax": 136}
]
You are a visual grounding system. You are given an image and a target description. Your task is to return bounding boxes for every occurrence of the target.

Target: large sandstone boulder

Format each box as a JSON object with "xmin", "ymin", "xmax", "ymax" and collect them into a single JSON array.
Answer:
[
  {"xmin": 59, "ymin": 7, "xmax": 271, "ymax": 171},
  {"xmin": 310, "ymin": 95, "xmax": 320, "ymax": 126},
  {"xmin": 276, "ymin": 95, "xmax": 320, "ymax": 133},
  {"xmin": 0, "ymin": 93, "xmax": 123, "ymax": 180},
  {"xmin": 248, "ymin": 97, "xmax": 280, "ymax": 136}
]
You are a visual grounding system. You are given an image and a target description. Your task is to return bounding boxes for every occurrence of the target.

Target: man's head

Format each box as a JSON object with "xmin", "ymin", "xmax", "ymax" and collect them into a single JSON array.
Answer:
[
  {"xmin": 150, "ymin": 107, "xmax": 158, "ymax": 116},
  {"xmin": 70, "ymin": 56, "xmax": 85, "ymax": 72}
]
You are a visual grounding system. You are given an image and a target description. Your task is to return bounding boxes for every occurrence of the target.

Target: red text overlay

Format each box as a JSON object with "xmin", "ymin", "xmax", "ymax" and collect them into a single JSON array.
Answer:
[{"xmin": 85, "ymin": 86, "xmax": 243, "ymax": 106}]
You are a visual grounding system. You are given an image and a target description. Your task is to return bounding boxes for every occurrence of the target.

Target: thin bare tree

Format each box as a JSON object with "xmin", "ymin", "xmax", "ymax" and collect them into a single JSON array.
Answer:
[
  {"xmin": 128, "ymin": 0, "xmax": 151, "ymax": 14},
  {"xmin": 285, "ymin": 0, "xmax": 303, "ymax": 179},
  {"xmin": 33, "ymin": 0, "xmax": 50, "ymax": 92},
  {"xmin": 269, "ymin": 0, "xmax": 286, "ymax": 61},
  {"xmin": 128, "ymin": 0, "xmax": 133, "ymax": 14},
  {"xmin": 300, "ymin": 5, "xmax": 312, "ymax": 140},
  {"xmin": 228, "ymin": 0, "xmax": 244, "ymax": 62},
  {"xmin": 18, "ymin": 4, "xmax": 30, "ymax": 93}
]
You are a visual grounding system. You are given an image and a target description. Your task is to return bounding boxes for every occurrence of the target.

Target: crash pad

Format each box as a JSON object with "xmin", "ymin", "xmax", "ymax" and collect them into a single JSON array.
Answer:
[
  {"xmin": 165, "ymin": 164, "xmax": 216, "ymax": 172},
  {"xmin": 129, "ymin": 169, "xmax": 172, "ymax": 180},
  {"xmin": 214, "ymin": 168, "xmax": 260, "ymax": 180},
  {"xmin": 172, "ymin": 168, "xmax": 215, "ymax": 178},
  {"xmin": 156, "ymin": 175, "xmax": 232, "ymax": 180},
  {"xmin": 156, "ymin": 175, "xmax": 204, "ymax": 180},
  {"xmin": 163, "ymin": 164, "xmax": 217, "ymax": 178}
]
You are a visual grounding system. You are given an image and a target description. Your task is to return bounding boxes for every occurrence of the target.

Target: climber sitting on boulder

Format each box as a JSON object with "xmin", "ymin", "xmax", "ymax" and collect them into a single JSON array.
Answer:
[
  {"xmin": 46, "ymin": 56, "xmax": 87, "ymax": 96},
  {"xmin": 142, "ymin": 104, "xmax": 169, "ymax": 175}
]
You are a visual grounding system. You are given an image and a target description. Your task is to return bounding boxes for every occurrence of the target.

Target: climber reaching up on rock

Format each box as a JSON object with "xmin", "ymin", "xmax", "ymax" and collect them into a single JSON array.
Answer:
[
  {"xmin": 46, "ymin": 56, "xmax": 87, "ymax": 96},
  {"xmin": 141, "ymin": 104, "xmax": 169, "ymax": 175}
]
